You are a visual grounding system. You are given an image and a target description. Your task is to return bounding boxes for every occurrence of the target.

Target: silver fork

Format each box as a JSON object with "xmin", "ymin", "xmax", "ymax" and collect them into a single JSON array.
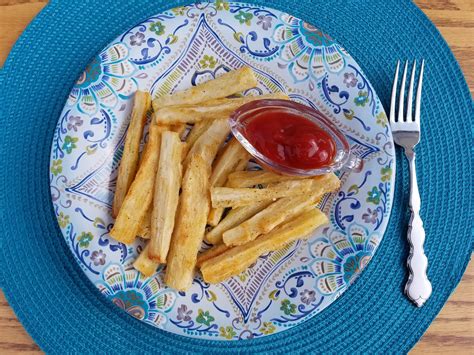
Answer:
[{"xmin": 390, "ymin": 60, "xmax": 432, "ymax": 307}]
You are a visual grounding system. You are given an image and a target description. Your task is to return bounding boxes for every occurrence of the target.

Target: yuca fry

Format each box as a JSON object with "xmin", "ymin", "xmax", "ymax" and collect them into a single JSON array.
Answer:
[
  {"xmin": 165, "ymin": 156, "xmax": 211, "ymax": 291},
  {"xmin": 227, "ymin": 170, "xmax": 306, "ymax": 188},
  {"xmin": 109, "ymin": 124, "xmax": 163, "ymax": 245},
  {"xmin": 133, "ymin": 243, "xmax": 159, "ymax": 277},
  {"xmin": 155, "ymin": 93, "xmax": 288, "ymax": 125},
  {"xmin": 206, "ymin": 201, "xmax": 230, "ymax": 228},
  {"xmin": 211, "ymin": 179, "xmax": 315, "ymax": 209},
  {"xmin": 153, "ymin": 67, "xmax": 257, "ymax": 110},
  {"xmin": 170, "ymin": 123, "xmax": 187, "ymax": 137},
  {"xmin": 149, "ymin": 132, "xmax": 183, "ymax": 263},
  {"xmin": 233, "ymin": 156, "xmax": 250, "ymax": 172},
  {"xmin": 182, "ymin": 120, "xmax": 213, "ymax": 158},
  {"xmin": 166, "ymin": 119, "xmax": 229, "ymax": 289},
  {"xmin": 207, "ymin": 138, "xmax": 248, "ymax": 225},
  {"xmin": 210, "ymin": 138, "xmax": 248, "ymax": 187},
  {"xmin": 112, "ymin": 91, "xmax": 151, "ymax": 217},
  {"xmin": 196, "ymin": 244, "xmax": 230, "ymax": 268},
  {"xmin": 205, "ymin": 200, "xmax": 272, "ymax": 245},
  {"xmin": 137, "ymin": 224, "xmax": 150, "ymax": 239},
  {"xmin": 201, "ymin": 209, "xmax": 328, "ymax": 284},
  {"xmin": 223, "ymin": 174, "xmax": 340, "ymax": 246},
  {"xmin": 223, "ymin": 195, "xmax": 311, "ymax": 246},
  {"xmin": 185, "ymin": 118, "xmax": 230, "ymax": 166},
  {"xmin": 208, "ymin": 154, "xmax": 249, "ymax": 226},
  {"xmin": 137, "ymin": 207, "xmax": 151, "ymax": 239}
]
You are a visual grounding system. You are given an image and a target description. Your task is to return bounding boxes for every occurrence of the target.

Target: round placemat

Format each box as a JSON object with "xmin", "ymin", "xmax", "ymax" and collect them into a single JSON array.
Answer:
[{"xmin": 0, "ymin": 0, "xmax": 472, "ymax": 353}]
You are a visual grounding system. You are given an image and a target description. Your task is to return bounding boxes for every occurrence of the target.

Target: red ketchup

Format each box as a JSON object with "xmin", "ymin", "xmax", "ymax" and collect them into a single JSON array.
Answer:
[{"xmin": 242, "ymin": 109, "xmax": 336, "ymax": 170}]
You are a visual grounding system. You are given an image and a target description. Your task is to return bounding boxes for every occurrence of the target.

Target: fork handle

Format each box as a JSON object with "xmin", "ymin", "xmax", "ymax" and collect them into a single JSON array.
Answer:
[{"xmin": 404, "ymin": 149, "xmax": 432, "ymax": 307}]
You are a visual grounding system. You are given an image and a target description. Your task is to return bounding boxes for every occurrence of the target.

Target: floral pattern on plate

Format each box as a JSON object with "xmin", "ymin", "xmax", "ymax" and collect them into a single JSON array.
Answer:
[
  {"xmin": 97, "ymin": 261, "xmax": 176, "ymax": 327},
  {"xmin": 67, "ymin": 43, "xmax": 138, "ymax": 115},
  {"xmin": 50, "ymin": 1, "xmax": 394, "ymax": 340}
]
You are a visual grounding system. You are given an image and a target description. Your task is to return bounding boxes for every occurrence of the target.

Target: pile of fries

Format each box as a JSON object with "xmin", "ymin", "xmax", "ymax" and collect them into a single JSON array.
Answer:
[{"xmin": 110, "ymin": 67, "xmax": 340, "ymax": 291}]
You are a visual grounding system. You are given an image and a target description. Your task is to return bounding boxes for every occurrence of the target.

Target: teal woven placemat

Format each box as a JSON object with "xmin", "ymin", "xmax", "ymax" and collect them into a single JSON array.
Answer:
[{"xmin": 0, "ymin": 0, "xmax": 472, "ymax": 353}]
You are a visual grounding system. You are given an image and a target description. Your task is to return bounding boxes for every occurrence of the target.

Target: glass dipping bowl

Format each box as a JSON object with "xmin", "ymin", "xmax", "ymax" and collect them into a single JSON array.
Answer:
[{"xmin": 229, "ymin": 99, "xmax": 363, "ymax": 176}]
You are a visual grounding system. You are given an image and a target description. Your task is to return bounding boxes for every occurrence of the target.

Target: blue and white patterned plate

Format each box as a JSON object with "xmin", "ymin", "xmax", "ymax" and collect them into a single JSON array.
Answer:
[{"xmin": 50, "ymin": 1, "xmax": 395, "ymax": 340}]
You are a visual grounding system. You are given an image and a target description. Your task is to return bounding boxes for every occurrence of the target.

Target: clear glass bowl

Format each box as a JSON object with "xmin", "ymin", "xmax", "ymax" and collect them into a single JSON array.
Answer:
[{"xmin": 229, "ymin": 99, "xmax": 363, "ymax": 176}]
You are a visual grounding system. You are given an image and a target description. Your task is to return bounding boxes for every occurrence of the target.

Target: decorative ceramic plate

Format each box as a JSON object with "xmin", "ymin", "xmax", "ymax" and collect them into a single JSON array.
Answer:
[{"xmin": 50, "ymin": 1, "xmax": 394, "ymax": 340}]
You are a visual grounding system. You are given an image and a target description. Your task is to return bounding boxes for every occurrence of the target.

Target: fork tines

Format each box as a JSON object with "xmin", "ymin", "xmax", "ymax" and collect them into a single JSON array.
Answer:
[{"xmin": 390, "ymin": 60, "xmax": 425, "ymax": 125}]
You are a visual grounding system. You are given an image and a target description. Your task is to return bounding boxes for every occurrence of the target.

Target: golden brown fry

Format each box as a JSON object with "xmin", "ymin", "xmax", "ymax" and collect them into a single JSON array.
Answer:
[
  {"xmin": 205, "ymin": 200, "xmax": 272, "ymax": 245},
  {"xmin": 109, "ymin": 124, "xmax": 163, "ymax": 245},
  {"xmin": 137, "ymin": 224, "xmax": 150, "ymax": 239},
  {"xmin": 222, "ymin": 174, "xmax": 340, "ymax": 246},
  {"xmin": 182, "ymin": 120, "xmax": 213, "ymax": 158},
  {"xmin": 155, "ymin": 93, "xmax": 288, "ymax": 125},
  {"xmin": 137, "ymin": 207, "xmax": 151, "ymax": 239},
  {"xmin": 196, "ymin": 244, "xmax": 230, "ymax": 268},
  {"xmin": 227, "ymin": 169, "xmax": 306, "ymax": 188},
  {"xmin": 207, "ymin": 138, "xmax": 248, "ymax": 226},
  {"xmin": 208, "ymin": 151, "xmax": 249, "ymax": 226},
  {"xmin": 153, "ymin": 67, "xmax": 258, "ymax": 110},
  {"xmin": 207, "ymin": 204, "xmax": 227, "ymax": 228},
  {"xmin": 201, "ymin": 209, "xmax": 328, "ymax": 284},
  {"xmin": 133, "ymin": 243, "xmax": 159, "ymax": 277},
  {"xmin": 165, "ymin": 156, "xmax": 211, "ymax": 291},
  {"xmin": 165, "ymin": 118, "xmax": 231, "ymax": 289},
  {"xmin": 233, "ymin": 157, "xmax": 250, "ymax": 172},
  {"xmin": 112, "ymin": 91, "xmax": 151, "ymax": 217},
  {"xmin": 149, "ymin": 131, "xmax": 183, "ymax": 263},
  {"xmin": 185, "ymin": 118, "xmax": 230, "ymax": 166},
  {"xmin": 223, "ymin": 195, "xmax": 310, "ymax": 246},
  {"xmin": 211, "ymin": 179, "xmax": 315, "ymax": 209},
  {"xmin": 210, "ymin": 138, "xmax": 248, "ymax": 187},
  {"xmin": 170, "ymin": 123, "xmax": 187, "ymax": 137}
]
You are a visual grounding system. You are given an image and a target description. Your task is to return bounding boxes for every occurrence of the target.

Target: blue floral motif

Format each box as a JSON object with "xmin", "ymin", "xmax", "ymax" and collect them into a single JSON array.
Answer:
[
  {"xmin": 64, "ymin": 223, "xmax": 99, "ymax": 275},
  {"xmin": 309, "ymin": 224, "xmax": 380, "ymax": 296},
  {"xmin": 112, "ymin": 290, "xmax": 150, "ymax": 319},
  {"xmin": 333, "ymin": 171, "xmax": 370, "ymax": 231},
  {"xmin": 67, "ymin": 43, "xmax": 137, "ymax": 114},
  {"xmin": 342, "ymin": 253, "xmax": 371, "ymax": 284},
  {"xmin": 273, "ymin": 14, "xmax": 348, "ymax": 82},
  {"xmin": 96, "ymin": 262, "xmax": 176, "ymax": 327}
]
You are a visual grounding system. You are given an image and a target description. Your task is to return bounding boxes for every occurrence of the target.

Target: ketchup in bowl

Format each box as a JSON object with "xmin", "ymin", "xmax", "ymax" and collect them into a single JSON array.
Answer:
[
  {"xmin": 230, "ymin": 99, "xmax": 361, "ymax": 176},
  {"xmin": 242, "ymin": 109, "xmax": 336, "ymax": 170}
]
